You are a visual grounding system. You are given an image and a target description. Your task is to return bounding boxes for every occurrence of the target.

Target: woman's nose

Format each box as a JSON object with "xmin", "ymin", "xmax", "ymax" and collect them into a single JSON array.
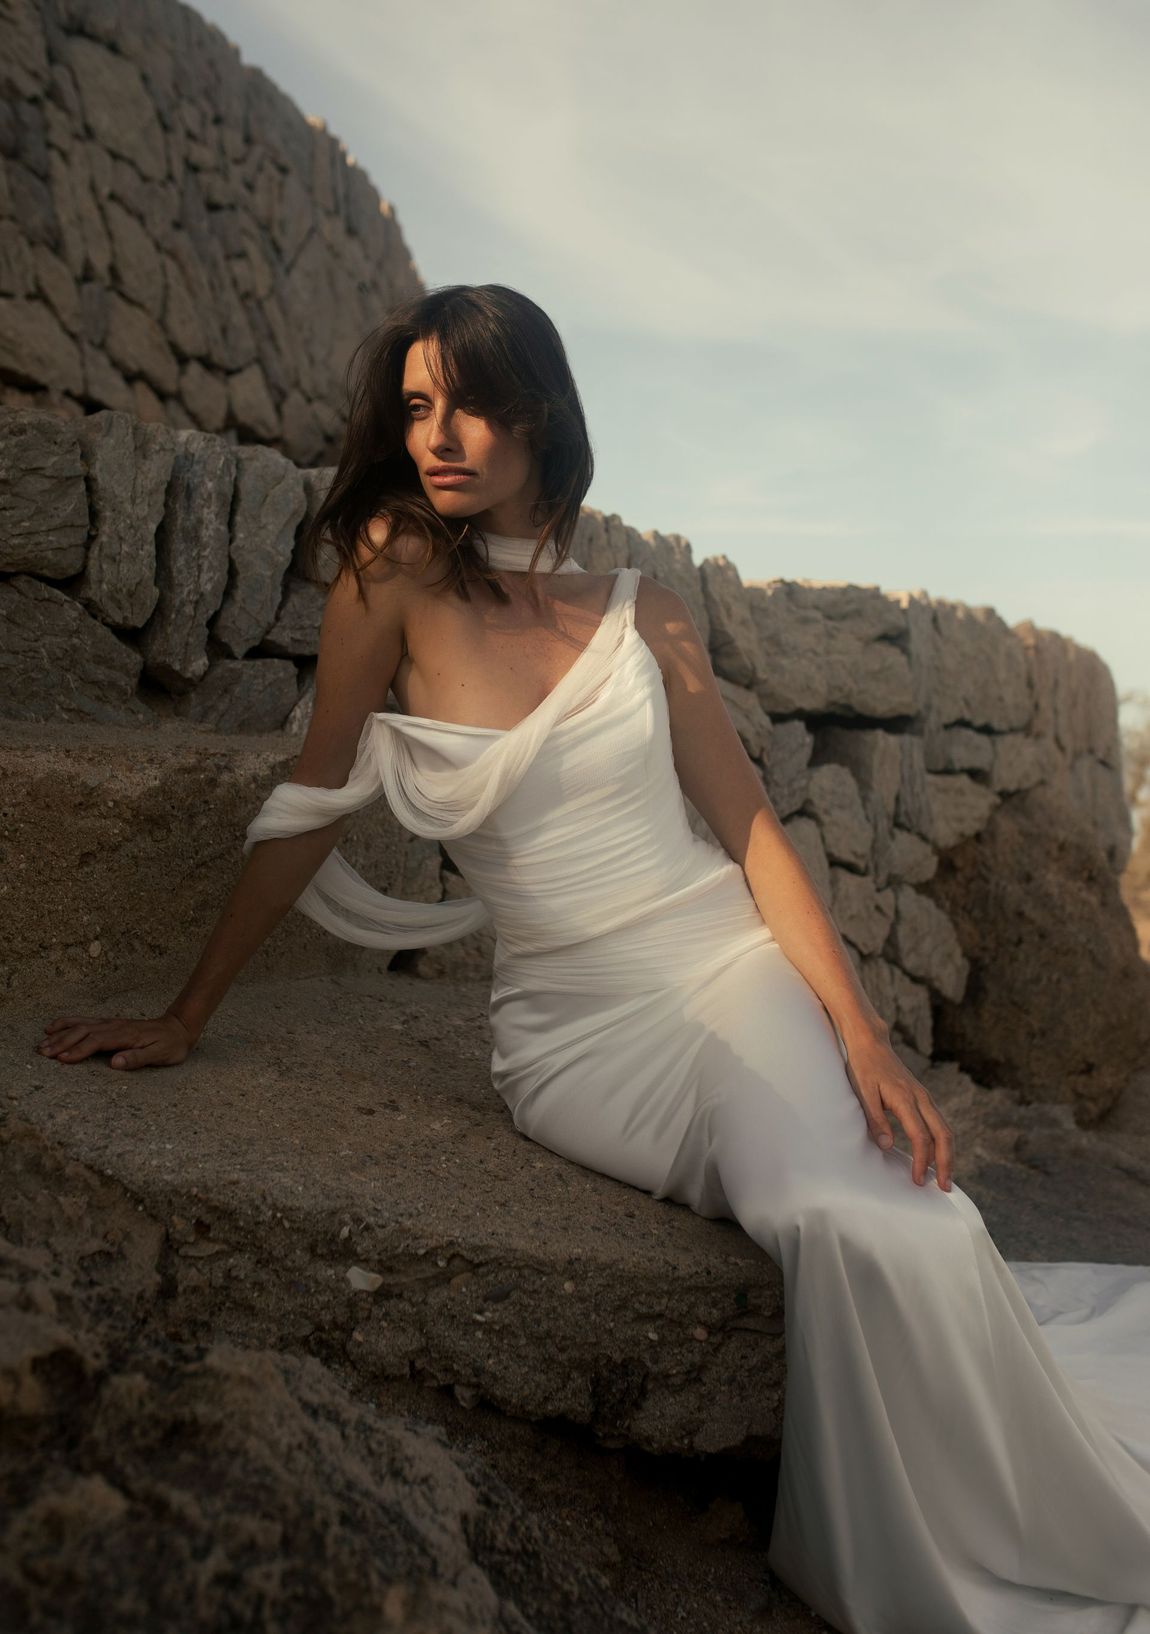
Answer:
[{"xmin": 429, "ymin": 415, "xmax": 462, "ymax": 453}]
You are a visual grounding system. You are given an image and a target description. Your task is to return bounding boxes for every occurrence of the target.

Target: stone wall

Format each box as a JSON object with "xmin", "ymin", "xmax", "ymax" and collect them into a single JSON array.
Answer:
[
  {"xmin": 0, "ymin": 0, "xmax": 422, "ymax": 464},
  {"xmin": 3, "ymin": 397, "xmax": 1144, "ymax": 1118},
  {"xmin": 692, "ymin": 555, "xmax": 1143, "ymax": 1118}
]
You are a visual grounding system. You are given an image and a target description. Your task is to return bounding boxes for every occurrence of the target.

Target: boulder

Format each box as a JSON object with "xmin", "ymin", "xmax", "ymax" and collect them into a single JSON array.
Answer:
[
  {"xmin": 926, "ymin": 783, "xmax": 1150, "ymax": 1123},
  {"xmin": 744, "ymin": 580, "xmax": 913, "ymax": 718},
  {"xmin": 138, "ymin": 428, "xmax": 235, "ymax": 691},
  {"xmin": 700, "ymin": 554, "xmax": 762, "ymax": 687},
  {"xmin": 211, "ymin": 444, "xmax": 306, "ymax": 657},
  {"xmin": 0, "ymin": 1119, "xmax": 652, "ymax": 1634},
  {"xmin": 74, "ymin": 408, "xmax": 173, "ymax": 628},
  {"xmin": 0, "ymin": 405, "xmax": 88, "ymax": 576},
  {"xmin": 0, "ymin": 575, "xmax": 147, "ymax": 724}
]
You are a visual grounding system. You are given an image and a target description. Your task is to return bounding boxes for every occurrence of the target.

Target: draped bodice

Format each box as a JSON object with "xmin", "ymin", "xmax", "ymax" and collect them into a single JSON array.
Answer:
[{"xmin": 244, "ymin": 565, "xmax": 775, "ymax": 992}]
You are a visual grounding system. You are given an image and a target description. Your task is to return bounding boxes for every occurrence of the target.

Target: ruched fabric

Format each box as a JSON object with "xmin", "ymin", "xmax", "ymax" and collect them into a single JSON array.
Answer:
[{"xmin": 245, "ymin": 561, "xmax": 1150, "ymax": 1632}]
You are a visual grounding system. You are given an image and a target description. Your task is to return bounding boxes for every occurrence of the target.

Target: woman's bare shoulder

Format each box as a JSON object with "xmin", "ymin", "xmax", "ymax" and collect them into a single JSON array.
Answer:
[
  {"xmin": 632, "ymin": 571, "xmax": 706, "ymax": 682},
  {"xmin": 358, "ymin": 514, "xmax": 437, "ymax": 586}
]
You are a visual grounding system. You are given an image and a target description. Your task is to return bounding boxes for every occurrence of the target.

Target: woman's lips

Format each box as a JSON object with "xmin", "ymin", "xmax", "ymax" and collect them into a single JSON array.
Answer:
[{"xmin": 428, "ymin": 472, "xmax": 475, "ymax": 486}]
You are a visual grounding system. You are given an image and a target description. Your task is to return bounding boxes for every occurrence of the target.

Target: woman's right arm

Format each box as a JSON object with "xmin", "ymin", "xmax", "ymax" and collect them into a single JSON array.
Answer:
[{"xmin": 37, "ymin": 527, "xmax": 412, "ymax": 1071}]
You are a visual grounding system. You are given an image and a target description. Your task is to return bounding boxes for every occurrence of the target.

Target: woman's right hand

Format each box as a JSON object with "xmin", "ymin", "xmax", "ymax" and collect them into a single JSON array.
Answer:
[{"xmin": 35, "ymin": 1012, "xmax": 197, "ymax": 1070}]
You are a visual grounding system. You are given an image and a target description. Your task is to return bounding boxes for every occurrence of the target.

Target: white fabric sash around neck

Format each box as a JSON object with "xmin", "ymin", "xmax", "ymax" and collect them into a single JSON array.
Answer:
[{"xmin": 243, "ymin": 533, "xmax": 635, "ymax": 950}]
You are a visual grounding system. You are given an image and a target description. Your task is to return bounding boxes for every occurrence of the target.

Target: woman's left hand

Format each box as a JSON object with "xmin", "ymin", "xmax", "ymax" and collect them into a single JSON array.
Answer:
[{"xmin": 842, "ymin": 1027, "xmax": 955, "ymax": 1191}]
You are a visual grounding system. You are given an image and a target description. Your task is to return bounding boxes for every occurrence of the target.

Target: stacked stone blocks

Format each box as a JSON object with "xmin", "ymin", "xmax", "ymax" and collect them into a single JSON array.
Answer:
[{"xmin": 0, "ymin": 0, "xmax": 421, "ymax": 462}]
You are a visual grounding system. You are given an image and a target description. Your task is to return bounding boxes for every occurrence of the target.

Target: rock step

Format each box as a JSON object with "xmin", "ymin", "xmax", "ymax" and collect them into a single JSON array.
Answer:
[{"xmin": 10, "ymin": 968, "xmax": 788, "ymax": 1461}]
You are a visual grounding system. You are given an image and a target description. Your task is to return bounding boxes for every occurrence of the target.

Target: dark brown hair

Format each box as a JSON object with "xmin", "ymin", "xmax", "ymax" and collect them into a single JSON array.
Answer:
[{"xmin": 298, "ymin": 284, "xmax": 595, "ymax": 605}]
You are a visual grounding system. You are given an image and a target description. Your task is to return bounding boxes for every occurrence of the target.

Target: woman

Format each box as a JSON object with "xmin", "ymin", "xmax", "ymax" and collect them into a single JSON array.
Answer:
[{"xmin": 38, "ymin": 285, "xmax": 1150, "ymax": 1632}]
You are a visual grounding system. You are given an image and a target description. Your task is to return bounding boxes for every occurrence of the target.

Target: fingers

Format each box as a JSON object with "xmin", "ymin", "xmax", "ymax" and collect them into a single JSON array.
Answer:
[
  {"xmin": 843, "ymin": 1059, "xmax": 894, "ymax": 1154},
  {"xmin": 917, "ymin": 1101, "xmax": 955, "ymax": 1192},
  {"xmin": 908, "ymin": 1104, "xmax": 934, "ymax": 1196},
  {"xmin": 36, "ymin": 1021, "xmax": 138, "ymax": 1065},
  {"xmin": 36, "ymin": 1022, "xmax": 104, "ymax": 1061},
  {"xmin": 861, "ymin": 1102, "xmax": 896, "ymax": 1153},
  {"xmin": 861, "ymin": 1083, "xmax": 954, "ymax": 1191},
  {"xmin": 40, "ymin": 1015, "xmax": 107, "ymax": 1036},
  {"xmin": 889, "ymin": 1094, "xmax": 956, "ymax": 1192},
  {"xmin": 36, "ymin": 1016, "xmax": 188, "ymax": 1071}
]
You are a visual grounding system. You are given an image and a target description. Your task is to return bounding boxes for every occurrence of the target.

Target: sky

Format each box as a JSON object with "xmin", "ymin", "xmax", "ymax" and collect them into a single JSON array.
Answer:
[{"xmin": 190, "ymin": 0, "xmax": 1150, "ymax": 730}]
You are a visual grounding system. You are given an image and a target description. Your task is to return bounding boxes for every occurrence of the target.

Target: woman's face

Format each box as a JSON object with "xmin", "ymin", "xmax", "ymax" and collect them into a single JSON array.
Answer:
[{"xmin": 402, "ymin": 339, "xmax": 543, "ymax": 533}]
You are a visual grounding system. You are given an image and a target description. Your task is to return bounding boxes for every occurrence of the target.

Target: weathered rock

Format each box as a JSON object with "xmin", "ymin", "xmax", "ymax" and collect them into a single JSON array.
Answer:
[
  {"xmin": 228, "ymin": 358, "xmax": 280, "ymax": 441},
  {"xmin": 892, "ymin": 590, "xmax": 1032, "ymax": 736},
  {"xmin": 52, "ymin": 143, "xmax": 112, "ymax": 285},
  {"xmin": 1014, "ymin": 618, "xmax": 1123, "ymax": 769},
  {"xmin": 886, "ymin": 882, "xmax": 968, "ymax": 1003},
  {"xmin": 924, "ymin": 723, "xmax": 994, "ymax": 775},
  {"xmin": 63, "ymin": 35, "xmax": 168, "ymax": 183},
  {"xmin": 5, "ymin": 969, "xmax": 790, "ymax": 1465},
  {"xmin": 700, "ymin": 554, "xmax": 762, "ymax": 686},
  {"xmin": 814, "ymin": 725, "xmax": 933, "ymax": 844},
  {"xmin": 103, "ymin": 196, "xmax": 164, "ymax": 317},
  {"xmin": 932, "ymin": 602, "xmax": 1029, "ymax": 731},
  {"xmin": 74, "ymin": 409, "xmax": 173, "ymax": 628},
  {"xmin": 855, "ymin": 954, "xmax": 933, "ymax": 1055},
  {"xmin": 925, "ymin": 771, "xmax": 1000, "ymax": 851},
  {"xmin": 763, "ymin": 718, "xmax": 812, "ymax": 821},
  {"xmin": 212, "ymin": 445, "xmax": 306, "ymax": 657},
  {"xmin": 80, "ymin": 337, "xmax": 134, "ymax": 410},
  {"xmin": 811, "ymin": 725, "xmax": 901, "ymax": 825},
  {"xmin": 260, "ymin": 572, "xmax": 326, "ymax": 657},
  {"xmin": 278, "ymin": 388, "xmax": 326, "ymax": 466},
  {"xmin": 103, "ymin": 289, "xmax": 180, "ymax": 396},
  {"xmin": 745, "ymin": 579, "xmax": 913, "ymax": 718},
  {"xmin": 570, "ymin": 506, "xmax": 613, "ymax": 571},
  {"xmin": 1062, "ymin": 750, "xmax": 1132, "ymax": 872},
  {"xmin": 830, "ymin": 867, "xmax": 895, "ymax": 956},
  {"xmin": 139, "ymin": 428, "xmax": 235, "ymax": 691},
  {"xmin": 887, "ymin": 827, "xmax": 937, "ymax": 886},
  {"xmin": 0, "ymin": 575, "xmax": 147, "ymax": 724},
  {"xmin": 890, "ymin": 964, "xmax": 934, "ymax": 1056},
  {"xmin": 178, "ymin": 357, "xmax": 229, "ymax": 431},
  {"xmin": 0, "ymin": 294, "xmax": 84, "ymax": 395},
  {"xmin": 0, "ymin": 0, "xmax": 51, "ymax": 99},
  {"xmin": 0, "ymin": 7, "xmax": 422, "ymax": 460},
  {"xmin": 801, "ymin": 763, "xmax": 871, "ymax": 873},
  {"xmin": 292, "ymin": 464, "xmax": 338, "ymax": 583},
  {"xmin": 989, "ymin": 730, "xmax": 1046, "ymax": 794},
  {"xmin": 926, "ymin": 783, "xmax": 1150, "ymax": 1124},
  {"xmin": 173, "ymin": 658, "xmax": 301, "ymax": 733},
  {"xmin": 1, "ymin": 219, "xmax": 38, "ymax": 297},
  {"xmin": 0, "ymin": 404, "xmax": 87, "ymax": 575},
  {"xmin": 0, "ymin": 1121, "xmax": 652, "ymax": 1634}
]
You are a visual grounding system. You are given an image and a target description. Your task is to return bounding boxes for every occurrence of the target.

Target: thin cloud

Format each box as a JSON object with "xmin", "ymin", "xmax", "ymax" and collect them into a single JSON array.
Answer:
[{"xmin": 238, "ymin": 0, "xmax": 1150, "ymax": 342}]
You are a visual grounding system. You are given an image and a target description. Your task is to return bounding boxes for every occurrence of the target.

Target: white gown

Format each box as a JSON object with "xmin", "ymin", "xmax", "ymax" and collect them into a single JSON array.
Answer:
[{"xmin": 245, "ymin": 542, "xmax": 1150, "ymax": 1634}]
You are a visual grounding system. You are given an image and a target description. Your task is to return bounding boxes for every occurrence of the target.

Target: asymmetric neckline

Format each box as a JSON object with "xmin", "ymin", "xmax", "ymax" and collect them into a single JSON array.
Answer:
[{"xmin": 382, "ymin": 566, "xmax": 632, "ymax": 739}]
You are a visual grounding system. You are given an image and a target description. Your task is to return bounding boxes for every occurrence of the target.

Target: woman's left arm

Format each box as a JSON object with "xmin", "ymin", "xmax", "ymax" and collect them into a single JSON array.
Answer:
[{"xmin": 636, "ymin": 577, "xmax": 955, "ymax": 1191}]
